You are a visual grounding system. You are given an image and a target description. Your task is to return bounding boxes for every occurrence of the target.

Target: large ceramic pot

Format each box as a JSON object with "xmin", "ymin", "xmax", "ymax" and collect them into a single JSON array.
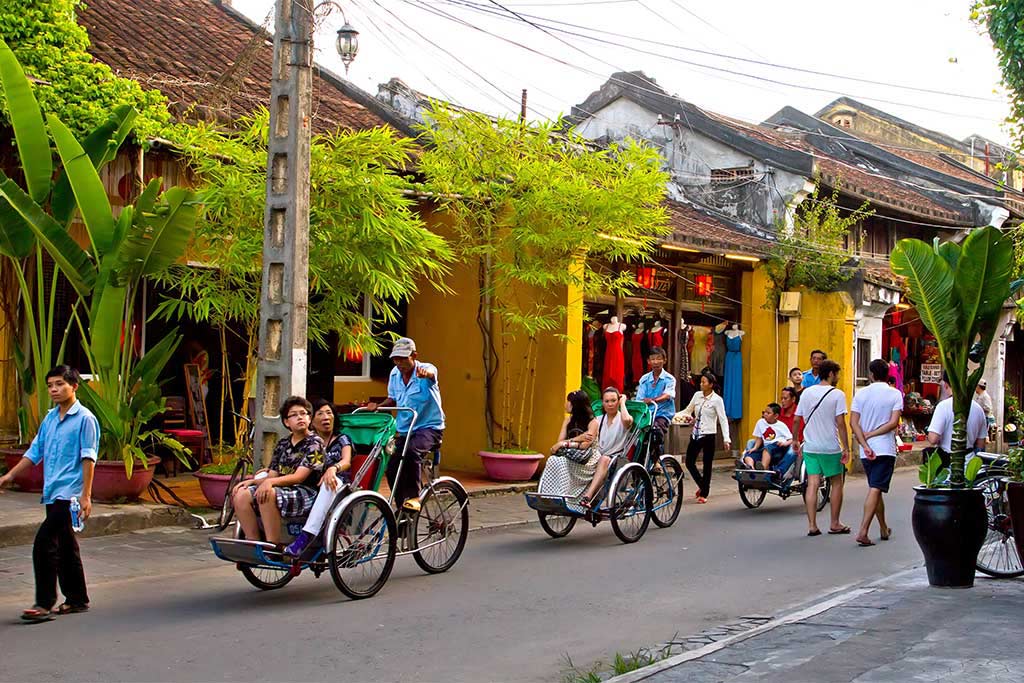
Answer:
[
  {"xmin": 1, "ymin": 445, "xmax": 44, "ymax": 493},
  {"xmin": 911, "ymin": 486, "xmax": 987, "ymax": 588},
  {"xmin": 92, "ymin": 457, "xmax": 161, "ymax": 502},
  {"xmin": 194, "ymin": 472, "xmax": 233, "ymax": 508},
  {"xmin": 478, "ymin": 451, "xmax": 543, "ymax": 482},
  {"xmin": 1007, "ymin": 481, "xmax": 1024, "ymax": 562}
]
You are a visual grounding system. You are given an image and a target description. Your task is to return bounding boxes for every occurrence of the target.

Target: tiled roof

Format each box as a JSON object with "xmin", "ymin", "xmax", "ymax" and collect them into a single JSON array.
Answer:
[
  {"xmin": 78, "ymin": 0, "xmax": 405, "ymax": 133},
  {"xmin": 665, "ymin": 200, "xmax": 773, "ymax": 257}
]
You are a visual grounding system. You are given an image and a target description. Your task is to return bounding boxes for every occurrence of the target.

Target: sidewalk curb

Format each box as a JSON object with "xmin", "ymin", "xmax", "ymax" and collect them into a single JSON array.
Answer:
[
  {"xmin": 0, "ymin": 505, "xmax": 194, "ymax": 548},
  {"xmin": 605, "ymin": 564, "xmax": 925, "ymax": 683}
]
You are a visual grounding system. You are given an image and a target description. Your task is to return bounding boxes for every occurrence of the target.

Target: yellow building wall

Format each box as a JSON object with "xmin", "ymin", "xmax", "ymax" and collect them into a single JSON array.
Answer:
[{"xmin": 741, "ymin": 268, "xmax": 856, "ymax": 443}]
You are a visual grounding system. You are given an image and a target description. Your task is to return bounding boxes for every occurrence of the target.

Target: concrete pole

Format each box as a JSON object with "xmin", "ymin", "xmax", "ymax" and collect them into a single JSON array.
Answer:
[{"xmin": 254, "ymin": 0, "xmax": 314, "ymax": 464}]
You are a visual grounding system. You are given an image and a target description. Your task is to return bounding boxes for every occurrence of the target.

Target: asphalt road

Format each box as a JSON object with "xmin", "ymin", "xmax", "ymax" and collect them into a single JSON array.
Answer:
[{"xmin": 0, "ymin": 470, "xmax": 924, "ymax": 683}]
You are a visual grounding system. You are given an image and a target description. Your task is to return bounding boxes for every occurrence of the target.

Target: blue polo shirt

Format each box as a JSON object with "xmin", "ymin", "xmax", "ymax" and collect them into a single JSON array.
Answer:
[
  {"xmin": 25, "ymin": 400, "xmax": 100, "ymax": 504},
  {"xmin": 387, "ymin": 361, "xmax": 445, "ymax": 433},
  {"xmin": 635, "ymin": 370, "xmax": 677, "ymax": 421},
  {"xmin": 802, "ymin": 369, "xmax": 822, "ymax": 389}
]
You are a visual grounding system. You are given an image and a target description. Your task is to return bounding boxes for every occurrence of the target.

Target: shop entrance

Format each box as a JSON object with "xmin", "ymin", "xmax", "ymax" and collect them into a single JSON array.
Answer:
[{"xmin": 882, "ymin": 304, "xmax": 941, "ymax": 436}]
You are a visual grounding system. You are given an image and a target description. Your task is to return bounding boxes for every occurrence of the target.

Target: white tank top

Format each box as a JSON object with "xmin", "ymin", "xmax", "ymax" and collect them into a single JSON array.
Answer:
[{"xmin": 598, "ymin": 412, "xmax": 628, "ymax": 458}]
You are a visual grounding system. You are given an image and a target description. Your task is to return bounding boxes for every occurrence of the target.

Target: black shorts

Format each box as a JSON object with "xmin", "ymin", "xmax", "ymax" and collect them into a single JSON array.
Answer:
[{"xmin": 862, "ymin": 456, "xmax": 896, "ymax": 493}]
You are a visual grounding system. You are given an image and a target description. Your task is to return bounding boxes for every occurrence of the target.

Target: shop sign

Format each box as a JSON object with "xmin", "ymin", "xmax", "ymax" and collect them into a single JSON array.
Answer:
[{"xmin": 920, "ymin": 363, "xmax": 942, "ymax": 384}]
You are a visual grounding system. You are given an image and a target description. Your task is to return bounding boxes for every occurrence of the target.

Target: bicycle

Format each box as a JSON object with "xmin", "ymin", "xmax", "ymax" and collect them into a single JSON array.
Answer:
[
  {"xmin": 214, "ymin": 411, "xmax": 255, "ymax": 531},
  {"xmin": 973, "ymin": 452, "xmax": 1023, "ymax": 578}
]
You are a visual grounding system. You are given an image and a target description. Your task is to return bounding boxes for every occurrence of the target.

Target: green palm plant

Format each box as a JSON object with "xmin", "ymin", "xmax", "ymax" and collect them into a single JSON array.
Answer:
[
  {"xmin": 0, "ymin": 38, "xmax": 134, "ymax": 438},
  {"xmin": 0, "ymin": 39, "xmax": 196, "ymax": 475},
  {"xmin": 891, "ymin": 226, "xmax": 1018, "ymax": 487}
]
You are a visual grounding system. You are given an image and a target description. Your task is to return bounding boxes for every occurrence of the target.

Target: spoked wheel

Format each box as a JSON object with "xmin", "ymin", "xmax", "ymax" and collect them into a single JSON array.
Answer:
[
  {"xmin": 538, "ymin": 512, "xmax": 577, "ymax": 538},
  {"xmin": 975, "ymin": 477, "xmax": 1024, "ymax": 578},
  {"xmin": 412, "ymin": 480, "xmax": 469, "ymax": 574},
  {"xmin": 738, "ymin": 482, "xmax": 766, "ymax": 509},
  {"xmin": 651, "ymin": 456, "xmax": 683, "ymax": 527},
  {"xmin": 218, "ymin": 460, "xmax": 250, "ymax": 531},
  {"xmin": 328, "ymin": 492, "xmax": 398, "ymax": 600},
  {"xmin": 816, "ymin": 477, "xmax": 832, "ymax": 512},
  {"xmin": 609, "ymin": 466, "xmax": 653, "ymax": 544},
  {"xmin": 236, "ymin": 528, "xmax": 294, "ymax": 591}
]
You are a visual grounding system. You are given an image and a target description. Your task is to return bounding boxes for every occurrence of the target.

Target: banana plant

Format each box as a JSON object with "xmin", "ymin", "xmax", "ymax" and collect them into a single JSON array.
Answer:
[
  {"xmin": 891, "ymin": 226, "xmax": 1018, "ymax": 488},
  {"xmin": 0, "ymin": 38, "xmax": 134, "ymax": 438},
  {"xmin": 0, "ymin": 41, "xmax": 197, "ymax": 473}
]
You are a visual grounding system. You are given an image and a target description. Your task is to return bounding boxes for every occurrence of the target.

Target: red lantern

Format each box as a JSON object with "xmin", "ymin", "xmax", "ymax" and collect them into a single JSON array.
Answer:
[
  {"xmin": 636, "ymin": 266, "xmax": 657, "ymax": 289},
  {"xmin": 695, "ymin": 274, "xmax": 714, "ymax": 312},
  {"xmin": 345, "ymin": 347, "xmax": 364, "ymax": 363}
]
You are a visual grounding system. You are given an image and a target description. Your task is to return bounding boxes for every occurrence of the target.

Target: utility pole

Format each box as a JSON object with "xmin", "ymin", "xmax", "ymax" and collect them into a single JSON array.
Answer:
[{"xmin": 254, "ymin": 0, "xmax": 314, "ymax": 463}]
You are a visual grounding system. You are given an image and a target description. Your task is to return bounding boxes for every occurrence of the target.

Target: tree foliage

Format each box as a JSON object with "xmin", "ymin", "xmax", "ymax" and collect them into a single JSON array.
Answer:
[
  {"xmin": 417, "ymin": 106, "xmax": 669, "ymax": 448},
  {"xmin": 152, "ymin": 112, "xmax": 452, "ymax": 436},
  {"xmin": 0, "ymin": 0, "xmax": 170, "ymax": 137},
  {"xmin": 763, "ymin": 182, "xmax": 870, "ymax": 307}
]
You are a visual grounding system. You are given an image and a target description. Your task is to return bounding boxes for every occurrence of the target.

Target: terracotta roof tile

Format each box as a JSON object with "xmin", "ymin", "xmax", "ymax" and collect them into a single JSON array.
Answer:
[
  {"xmin": 78, "ymin": 0, "xmax": 397, "ymax": 133},
  {"xmin": 665, "ymin": 200, "xmax": 773, "ymax": 257}
]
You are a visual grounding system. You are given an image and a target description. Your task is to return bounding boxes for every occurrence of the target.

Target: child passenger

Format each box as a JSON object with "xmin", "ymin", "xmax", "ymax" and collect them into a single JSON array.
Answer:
[
  {"xmin": 231, "ymin": 396, "xmax": 325, "ymax": 546},
  {"xmin": 742, "ymin": 402, "xmax": 795, "ymax": 478}
]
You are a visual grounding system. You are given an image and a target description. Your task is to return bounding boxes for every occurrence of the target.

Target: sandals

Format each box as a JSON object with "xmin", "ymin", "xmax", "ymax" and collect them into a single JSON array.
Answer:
[
  {"xmin": 578, "ymin": 494, "xmax": 592, "ymax": 510},
  {"xmin": 20, "ymin": 606, "xmax": 54, "ymax": 622},
  {"xmin": 807, "ymin": 529, "xmax": 822, "ymax": 537},
  {"xmin": 856, "ymin": 537, "xmax": 876, "ymax": 547},
  {"xmin": 880, "ymin": 528, "xmax": 892, "ymax": 541},
  {"xmin": 55, "ymin": 603, "xmax": 89, "ymax": 615},
  {"xmin": 828, "ymin": 526, "xmax": 852, "ymax": 535}
]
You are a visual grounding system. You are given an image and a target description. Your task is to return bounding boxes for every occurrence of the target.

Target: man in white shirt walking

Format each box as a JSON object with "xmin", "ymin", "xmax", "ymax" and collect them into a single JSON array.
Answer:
[
  {"xmin": 793, "ymin": 360, "xmax": 850, "ymax": 536},
  {"xmin": 850, "ymin": 359, "xmax": 903, "ymax": 547},
  {"xmin": 927, "ymin": 372, "xmax": 988, "ymax": 465}
]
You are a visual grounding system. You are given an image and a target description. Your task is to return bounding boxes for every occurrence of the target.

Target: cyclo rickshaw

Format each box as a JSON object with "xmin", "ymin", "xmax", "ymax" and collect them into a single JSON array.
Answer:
[
  {"xmin": 524, "ymin": 400, "xmax": 684, "ymax": 544},
  {"xmin": 731, "ymin": 452, "xmax": 831, "ymax": 511},
  {"xmin": 209, "ymin": 407, "xmax": 469, "ymax": 599}
]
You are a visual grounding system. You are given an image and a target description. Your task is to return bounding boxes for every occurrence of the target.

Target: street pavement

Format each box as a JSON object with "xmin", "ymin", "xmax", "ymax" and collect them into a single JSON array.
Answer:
[{"xmin": 0, "ymin": 470, "xmax": 931, "ymax": 682}]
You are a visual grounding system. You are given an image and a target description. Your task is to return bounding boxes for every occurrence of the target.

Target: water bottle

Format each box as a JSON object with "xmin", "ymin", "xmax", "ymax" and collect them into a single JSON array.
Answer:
[{"xmin": 70, "ymin": 496, "xmax": 85, "ymax": 533}]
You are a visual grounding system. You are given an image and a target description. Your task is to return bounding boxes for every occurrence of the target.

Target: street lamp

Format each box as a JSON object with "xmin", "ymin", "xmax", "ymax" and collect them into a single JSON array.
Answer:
[
  {"xmin": 254, "ymin": 0, "xmax": 360, "ymax": 462},
  {"xmin": 336, "ymin": 22, "xmax": 359, "ymax": 74}
]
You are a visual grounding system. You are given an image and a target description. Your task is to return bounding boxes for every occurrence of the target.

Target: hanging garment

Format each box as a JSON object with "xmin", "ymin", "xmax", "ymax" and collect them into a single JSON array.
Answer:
[
  {"xmin": 691, "ymin": 326, "xmax": 711, "ymax": 373},
  {"xmin": 586, "ymin": 328, "xmax": 597, "ymax": 377},
  {"xmin": 710, "ymin": 328, "xmax": 727, "ymax": 379},
  {"xmin": 648, "ymin": 327, "xmax": 664, "ymax": 350},
  {"xmin": 704, "ymin": 329, "xmax": 715, "ymax": 371},
  {"xmin": 678, "ymin": 326, "xmax": 692, "ymax": 377},
  {"xmin": 888, "ymin": 360, "xmax": 904, "ymax": 395},
  {"xmin": 630, "ymin": 330, "xmax": 644, "ymax": 385},
  {"xmin": 603, "ymin": 328, "xmax": 625, "ymax": 393},
  {"xmin": 723, "ymin": 334, "xmax": 743, "ymax": 420}
]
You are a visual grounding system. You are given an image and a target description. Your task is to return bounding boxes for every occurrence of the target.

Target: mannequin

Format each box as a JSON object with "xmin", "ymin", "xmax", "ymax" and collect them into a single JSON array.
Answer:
[
  {"xmin": 586, "ymin": 320, "xmax": 601, "ymax": 377},
  {"xmin": 723, "ymin": 323, "xmax": 743, "ymax": 420},
  {"xmin": 679, "ymin": 317, "xmax": 693, "ymax": 377},
  {"xmin": 631, "ymin": 322, "xmax": 645, "ymax": 385},
  {"xmin": 603, "ymin": 316, "xmax": 626, "ymax": 392},
  {"xmin": 710, "ymin": 321, "xmax": 727, "ymax": 379},
  {"xmin": 648, "ymin": 320, "xmax": 665, "ymax": 349}
]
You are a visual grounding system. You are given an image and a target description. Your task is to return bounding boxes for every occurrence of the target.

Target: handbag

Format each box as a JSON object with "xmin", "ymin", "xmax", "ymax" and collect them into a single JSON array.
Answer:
[{"xmin": 556, "ymin": 446, "xmax": 594, "ymax": 464}]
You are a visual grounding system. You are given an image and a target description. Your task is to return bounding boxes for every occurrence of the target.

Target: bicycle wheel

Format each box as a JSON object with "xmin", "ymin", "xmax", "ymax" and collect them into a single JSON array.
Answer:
[
  {"xmin": 609, "ymin": 466, "xmax": 653, "ymax": 544},
  {"xmin": 236, "ymin": 529, "xmax": 293, "ymax": 591},
  {"xmin": 538, "ymin": 512, "xmax": 577, "ymax": 538},
  {"xmin": 651, "ymin": 457, "xmax": 683, "ymax": 527},
  {"xmin": 975, "ymin": 477, "xmax": 1024, "ymax": 578},
  {"xmin": 218, "ymin": 459, "xmax": 250, "ymax": 531},
  {"xmin": 816, "ymin": 477, "xmax": 832, "ymax": 512},
  {"xmin": 412, "ymin": 480, "xmax": 469, "ymax": 574},
  {"xmin": 738, "ymin": 482, "xmax": 766, "ymax": 509},
  {"xmin": 328, "ymin": 492, "xmax": 397, "ymax": 599}
]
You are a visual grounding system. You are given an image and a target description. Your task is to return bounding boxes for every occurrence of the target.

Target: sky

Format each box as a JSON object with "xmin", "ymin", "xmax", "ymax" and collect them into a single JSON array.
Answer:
[{"xmin": 230, "ymin": 0, "xmax": 1014, "ymax": 147}]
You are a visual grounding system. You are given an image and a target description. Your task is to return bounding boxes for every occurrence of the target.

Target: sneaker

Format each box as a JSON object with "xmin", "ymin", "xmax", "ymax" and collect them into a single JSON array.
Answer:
[{"xmin": 284, "ymin": 531, "xmax": 314, "ymax": 558}]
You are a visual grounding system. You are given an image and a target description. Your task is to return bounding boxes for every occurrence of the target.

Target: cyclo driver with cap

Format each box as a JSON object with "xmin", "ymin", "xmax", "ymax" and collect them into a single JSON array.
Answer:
[{"xmin": 367, "ymin": 337, "xmax": 445, "ymax": 513}]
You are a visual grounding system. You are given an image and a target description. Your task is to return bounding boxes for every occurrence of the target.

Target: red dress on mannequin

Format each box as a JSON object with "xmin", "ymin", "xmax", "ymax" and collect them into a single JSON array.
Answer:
[
  {"xmin": 603, "ymin": 328, "xmax": 625, "ymax": 392},
  {"xmin": 648, "ymin": 327, "xmax": 664, "ymax": 350},
  {"xmin": 631, "ymin": 330, "xmax": 644, "ymax": 383}
]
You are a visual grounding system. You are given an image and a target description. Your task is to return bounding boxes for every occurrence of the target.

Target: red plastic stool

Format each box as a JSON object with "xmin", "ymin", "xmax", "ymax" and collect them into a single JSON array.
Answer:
[{"xmin": 163, "ymin": 429, "xmax": 207, "ymax": 476}]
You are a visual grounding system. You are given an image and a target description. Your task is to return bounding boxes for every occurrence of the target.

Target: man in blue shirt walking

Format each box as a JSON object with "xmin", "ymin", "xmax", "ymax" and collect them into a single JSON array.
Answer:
[
  {"xmin": 635, "ymin": 347, "xmax": 676, "ymax": 456},
  {"xmin": 0, "ymin": 366, "xmax": 99, "ymax": 622},
  {"xmin": 369, "ymin": 338, "xmax": 444, "ymax": 512}
]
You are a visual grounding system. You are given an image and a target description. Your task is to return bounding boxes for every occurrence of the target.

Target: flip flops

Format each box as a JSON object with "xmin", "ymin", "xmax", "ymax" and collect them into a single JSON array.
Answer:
[
  {"xmin": 20, "ymin": 606, "xmax": 54, "ymax": 622},
  {"xmin": 880, "ymin": 528, "xmax": 892, "ymax": 541},
  {"xmin": 828, "ymin": 526, "xmax": 852, "ymax": 535},
  {"xmin": 807, "ymin": 529, "xmax": 822, "ymax": 537},
  {"xmin": 856, "ymin": 537, "xmax": 876, "ymax": 547},
  {"xmin": 55, "ymin": 603, "xmax": 89, "ymax": 615}
]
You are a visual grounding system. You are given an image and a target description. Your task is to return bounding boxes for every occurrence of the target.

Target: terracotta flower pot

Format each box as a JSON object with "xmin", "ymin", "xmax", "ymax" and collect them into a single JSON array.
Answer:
[
  {"xmin": 1, "ymin": 445, "xmax": 44, "ymax": 493},
  {"xmin": 478, "ymin": 451, "xmax": 543, "ymax": 482},
  {"xmin": 194, "ymin": 472, "xmax": 234, "ymax": 508},
  {"xmin": 91, "ymin": 457, "xmax": 161, "ymax": 502}
]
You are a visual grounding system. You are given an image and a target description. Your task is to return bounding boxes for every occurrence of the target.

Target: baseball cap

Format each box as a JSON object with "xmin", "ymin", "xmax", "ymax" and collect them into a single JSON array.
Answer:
[
  {"xmin": 389, "ymin": 337, "xmax": 417, "ymax": 358},
  {"xmin": 978, "ymin": 379, "xmax": 987, "ymax": 388}
]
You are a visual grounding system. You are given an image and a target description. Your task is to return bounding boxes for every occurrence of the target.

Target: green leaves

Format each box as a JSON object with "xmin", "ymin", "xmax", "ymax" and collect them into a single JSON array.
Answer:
[
  {"xmin": 919, "ymin": 450, "xmax": 950, "ymax": 487},
  {"xmin": 891, "ymin": 237, "xmax": 960, "ymax": 352},
  {"xmin": 955, "ymin": 226, "xmax": 1014, "ymax": 348},
  {"xmin": 0, "ymin": 38, "xmax": 52, "ymax": 203},
  {"xmin": 47, "ymin": 114, "xmax": 115, "ymax": 253}
]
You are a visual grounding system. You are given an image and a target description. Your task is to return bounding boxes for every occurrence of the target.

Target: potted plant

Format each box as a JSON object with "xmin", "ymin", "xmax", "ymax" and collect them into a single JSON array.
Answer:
[
  {"xmin": 0, "ymin": 42, "xmax": 142, "ymax": 489},
  {"xmin": 1004, "ymin": 446, "xmax": 1024, "ymax": 561},
  {"xmin": 194, "ymin": 457, "xmax": 239, "ymax": 509},
  {"xmin": 891, "ymin": 226, "xmax": 1018, "ymax": 588},
  {"xmin": 0, "ymin": 41, "xmax": 197, "ymax": 501}
]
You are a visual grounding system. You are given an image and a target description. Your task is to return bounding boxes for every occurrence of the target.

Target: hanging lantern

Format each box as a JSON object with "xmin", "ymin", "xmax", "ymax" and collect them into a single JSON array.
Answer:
[
  {"xmin": 636, "ymin": 266, "xmax": 657, "ymax": 289},
  {"xmin": 695, "ymin": 273, "xmax": 714, "ymax": 312},
  {"xmin": 345, "ymin": 346, "xmax": 364, "ymax": 364}
]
